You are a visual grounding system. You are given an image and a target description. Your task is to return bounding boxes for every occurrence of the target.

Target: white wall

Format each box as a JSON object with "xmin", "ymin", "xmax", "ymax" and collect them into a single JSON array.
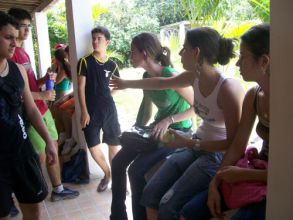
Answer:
[
  {"xmin": 65, "ymin": 0, "xmax": 93, "ymax": 147},
  {"xmin": 266, "ymin": 0, "xmax": 293, "ymax": 219}
]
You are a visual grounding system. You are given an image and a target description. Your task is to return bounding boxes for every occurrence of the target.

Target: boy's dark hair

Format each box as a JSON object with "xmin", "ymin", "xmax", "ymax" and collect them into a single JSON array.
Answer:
[
  {"xmin": 241, "ymin": 24, "xmax": 270, "ymax": 59},
  {"xmin": 186, "ymin": 27, "xmax": 235, "ymax": 65},
  {"xmin": 0, "ymin": 11, "xmax": 19, "ymax": 30},
  {"xmin": 91, "ymin": 26, "xmax": 110, "ymax": 40},
  {"xmin": 8, "ymin": 8, "xmax": 32, "ymax": 22}
]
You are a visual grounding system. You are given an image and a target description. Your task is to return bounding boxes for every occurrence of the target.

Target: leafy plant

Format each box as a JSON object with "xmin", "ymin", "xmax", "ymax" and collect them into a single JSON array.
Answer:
[
  {"xmin": 248, "ymin": 0, "xmax": 270, "ymax": 22},
  {"xmin": 96, "ymin": 0, "xmax": 160, "ymax": 67}
]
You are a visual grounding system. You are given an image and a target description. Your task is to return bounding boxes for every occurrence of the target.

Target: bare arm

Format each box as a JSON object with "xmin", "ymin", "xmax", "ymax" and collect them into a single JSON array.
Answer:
[
  {"xmin": 136, "ymin": 92, "xmax": 153, "ymax": 126},
  {"xmin": 78, "ymin": 75, "xmax": 90, "ymax": 128},
  {"xmin": 17, "ymin": 64, "xmax": 56, "ymax": 165},
  {"xmin": 110, "ymin": 71, "xmax": 195, "ymax": 90},
  {"xmin": 152, "ymin": 77, "xmax": 195, "ymax": 139},
  {"xmin": 174, "ymin": 79, "xmax": 244, "ymax": 152}
]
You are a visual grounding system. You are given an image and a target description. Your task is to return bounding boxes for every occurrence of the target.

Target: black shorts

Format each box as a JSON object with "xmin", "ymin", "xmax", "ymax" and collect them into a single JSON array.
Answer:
[
  {"xmin": 83, "ymin": 106, "xmax": 121, "ymax": 148},
  {"xmin": 0, "ymin": 153, "xmax": 48, "ymax": 217}
]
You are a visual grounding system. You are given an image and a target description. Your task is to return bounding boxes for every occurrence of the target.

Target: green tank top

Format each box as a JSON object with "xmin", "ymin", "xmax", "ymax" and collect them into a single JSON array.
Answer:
[
  {"xmin": 55, "ymin": 78, "xmax": 70, "ymax": 91},
  {"xmin": 142, "ymin": 66, "xmax": 192, "ymax": 130}
]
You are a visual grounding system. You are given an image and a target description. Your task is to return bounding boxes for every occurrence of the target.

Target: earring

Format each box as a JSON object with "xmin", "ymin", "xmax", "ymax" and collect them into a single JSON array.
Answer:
[{"xmin": 195, "ymin": 62, "xmax": 201, "ymax": 76}]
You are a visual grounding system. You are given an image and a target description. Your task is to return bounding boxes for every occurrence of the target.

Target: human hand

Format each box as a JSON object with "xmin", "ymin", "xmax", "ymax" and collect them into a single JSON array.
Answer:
[
  {"xmin": 80, "ymin": 111, "xmax": 90, "ymax": 128},
  {"xmin": 151, "ymin": 117, "xmax": 172, "ymax": 140},
  {"xmin": 217, "ymin": 166, "xmax": 244, "ymax": 183},
  {"xmin": 109, "ymin": 75, "xmax": 127, "ymax": 90},
  {"xmin": 42, "ymin": 90, "xmax": 56, "ymax": 101},
  {"xmin": 45, "ymin": 141, "xmax": 57, "ymax": 166},
  {"xmin": 207, "ymin": 177, "xmax": 224, "ymax": 220},
  {"xmin": 162, "ymin": 129, "xmax": 189, "ymax": 148},
  {"xmin": 46, "ymin": 69, "xmax": 57, "ymax": 82}
]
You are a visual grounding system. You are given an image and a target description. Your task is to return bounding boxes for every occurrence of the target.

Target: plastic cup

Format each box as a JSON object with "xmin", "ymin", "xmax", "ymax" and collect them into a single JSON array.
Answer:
[{"xmin": 46, "ymin": 79, "xmax": 54, "ymax": 90}]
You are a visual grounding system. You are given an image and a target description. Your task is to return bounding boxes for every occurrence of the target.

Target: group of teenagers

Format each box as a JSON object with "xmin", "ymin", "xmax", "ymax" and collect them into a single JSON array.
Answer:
[
  {"xmin": 108, "ymin": 24, "xmax": 269, "ymax": 220},
  {"xmin": 0, "ymin": 8, "xmax": 79, "ymax": 220},
  {"xmin": 0, "ymin": 6, "xmax": 270, "ymax": 220}
]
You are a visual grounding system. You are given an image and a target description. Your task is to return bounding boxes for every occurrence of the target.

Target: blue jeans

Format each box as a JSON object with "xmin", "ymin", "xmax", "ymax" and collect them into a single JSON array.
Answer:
[
  {"xmin": 141, "ymin": 148, "xmax": 223, "ymax": 220},
  {"xmin": 181, "ymin": 189, "xmax": 266, "ymax": 220},
  {"xmin": 232, "ymin": 199, "xmax": 266, "ymax": 220},
  {"xmin": 110, "ymin": 146, "xmax": 174, "ymax": 220}
]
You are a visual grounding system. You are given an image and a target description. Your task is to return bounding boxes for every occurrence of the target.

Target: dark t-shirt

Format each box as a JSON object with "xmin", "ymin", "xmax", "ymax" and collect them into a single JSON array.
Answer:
[
  {"xmin": 77, "ymin": 53, "xmax": 119, "ymax": 114},
  {"xmin": 0, "ymin": 61, "xmax": 34, "ymax": 163}
]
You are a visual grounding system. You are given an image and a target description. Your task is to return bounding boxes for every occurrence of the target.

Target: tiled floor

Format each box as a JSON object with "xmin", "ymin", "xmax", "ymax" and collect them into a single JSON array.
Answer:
[{"xmin": 12, "ymin": 148, "xmax": 133, "ymax": 220}]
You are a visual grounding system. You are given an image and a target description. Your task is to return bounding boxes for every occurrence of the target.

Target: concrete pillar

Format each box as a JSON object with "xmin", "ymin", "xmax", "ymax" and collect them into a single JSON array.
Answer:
[
  {"xmin": 23, "ymin": 29, "xmax": 37, "ymax": 75},
  {"xmin": 178, "ymin": 22, "xmax": 185, "ymax": 46},
  {"xmin": 34, "ymin": 12, "xmax": 51, "ymax": 77},
  {"xmin": 160, "ymin": 29, "xmax": 165, "ymax": 43},
  {"xmin": 65, "ymin": 0, "xmax": 93, "ymax": 148},
  {"xmin": 267, "ymin": 0, "xmax": 293, "ymax": 219}
]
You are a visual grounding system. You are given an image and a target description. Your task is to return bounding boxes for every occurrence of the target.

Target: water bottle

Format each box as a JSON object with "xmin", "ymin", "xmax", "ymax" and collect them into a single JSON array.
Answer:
[
  {"xmin": 162, "ymin": 129, "xmax": 175, "ymax": 144},
  {"xmin": 46, "ymin": 79, "xmax": 54, "ymax": 90}
]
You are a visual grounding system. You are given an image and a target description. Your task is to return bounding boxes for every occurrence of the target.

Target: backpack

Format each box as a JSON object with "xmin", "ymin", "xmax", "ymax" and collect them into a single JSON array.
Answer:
[{"xmin": 61, "ymin": 149, "xmax": 90, "ymax": 184}]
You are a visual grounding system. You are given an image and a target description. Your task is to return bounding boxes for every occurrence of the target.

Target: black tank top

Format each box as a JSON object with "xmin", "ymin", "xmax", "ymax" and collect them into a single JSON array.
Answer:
[
  {"xmin": 0, "ymin": 61, "xmax": 34, "ymax": 162},
  {"xmin": 254, "ymin": 86, "xmax": 269, "ymax": 161}
]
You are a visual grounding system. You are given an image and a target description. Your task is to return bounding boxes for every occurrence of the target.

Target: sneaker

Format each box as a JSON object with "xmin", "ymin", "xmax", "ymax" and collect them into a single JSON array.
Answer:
[
  {"xmin": 51, "ymin": 187, "xmax": 80, "ymax": 202},
  {"xmin": 97, "ymin": 177, "xmax": 110, "ymax": 192},
  {"xmin": 10, "ymin": 202, "xmax": 19, "ymax": 217}
]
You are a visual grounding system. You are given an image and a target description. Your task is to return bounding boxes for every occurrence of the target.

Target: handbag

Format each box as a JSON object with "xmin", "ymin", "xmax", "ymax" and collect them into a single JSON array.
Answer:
[
  {"xmin": 220, "ymin": 147, "xmax": 268, "ymax": 209},
  {"xmin": 119, "ymin": 126, "xmax": 160, "ymax": 153}
]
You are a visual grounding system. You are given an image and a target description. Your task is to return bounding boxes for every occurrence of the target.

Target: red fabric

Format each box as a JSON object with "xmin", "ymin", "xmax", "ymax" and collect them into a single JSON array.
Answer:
[
  {"xmin": 11, "ymin": 47, "xmax": 48, "ymax": 115},
  {"xmin": 220, "ymin": 147, "xmax": 267, "ymax": 209},
  {"xmin": 59, "ymin": 97, "xmax": 75, "ymax": 117}
]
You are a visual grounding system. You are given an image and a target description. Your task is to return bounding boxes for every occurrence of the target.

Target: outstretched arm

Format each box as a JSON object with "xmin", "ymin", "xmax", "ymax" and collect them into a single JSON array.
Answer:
[{"xmin": 110, "ymin": 71, "xmax": 195, "ymax": 90}]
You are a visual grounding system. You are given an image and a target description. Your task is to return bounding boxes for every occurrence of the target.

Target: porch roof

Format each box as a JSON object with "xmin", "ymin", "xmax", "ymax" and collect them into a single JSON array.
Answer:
[{"xmin": 0, "ymin": 0, "xmax": 57, "ymax": 14}]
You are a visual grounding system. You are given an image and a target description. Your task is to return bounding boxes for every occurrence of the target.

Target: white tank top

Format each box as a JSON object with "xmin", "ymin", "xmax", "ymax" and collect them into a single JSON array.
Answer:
[{"xmin": 193, "ymin": 73, "xmax": 227, "ymax": 141}]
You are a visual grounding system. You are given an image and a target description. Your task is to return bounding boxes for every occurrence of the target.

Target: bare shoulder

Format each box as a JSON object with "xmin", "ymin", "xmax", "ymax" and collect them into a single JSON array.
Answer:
[
  {"xmin": 243, "ymin": 86, "xmax": 259, "ymax": 106},
  {"xmin": 219, "ymin": 78, "xmax": 244, "ymax": 102}
]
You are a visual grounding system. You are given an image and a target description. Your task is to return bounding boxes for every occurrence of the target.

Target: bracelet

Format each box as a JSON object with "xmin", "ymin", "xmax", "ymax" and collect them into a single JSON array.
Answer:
[
  {"xmin": 192, "ymin": 138, "xmax": 201, "ymax": 150},
  {"xmin": 169, "ymin": 116, "xmax": 175, "ymax": 124}
]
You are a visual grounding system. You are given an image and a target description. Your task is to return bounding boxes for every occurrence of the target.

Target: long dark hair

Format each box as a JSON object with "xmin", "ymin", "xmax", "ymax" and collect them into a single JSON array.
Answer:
[
  {"xmin": 54, "ymin": 48, "xmax": 71, "ymax": 80},
  {"xmin": 132, "ymin": 32, "xmax": 173, "ymax": 67},
  {"xmin": 186, "ymin": 27, "xmax": 235, "ymax": 65},
  {"xmin": 241, "ymin": 24, "xmax": 270, "ymax": 59}
]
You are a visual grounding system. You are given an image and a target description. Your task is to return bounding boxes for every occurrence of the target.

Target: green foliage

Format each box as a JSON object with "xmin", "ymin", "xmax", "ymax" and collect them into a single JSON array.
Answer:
[
  {"xmin": 47, "ymin": 2, "xmax": 68, "ymax": 55},
  {"xmin": 96, "ymin": 0, "xmax": 160, "ymax": 67},
  {"xmin": 133, "ymin": 0, "xmax": 188, "ymax": 26},
  {"xmin": 249, "ymin": 0, "xmax": 270, "ymax": 22},
  {"xmin": 180, "ymin": 0, "xmax": 261, "ymax": 26},
  {"xmin": 92, "ymin": 3, "xmax": 109, "ymax": 21}
]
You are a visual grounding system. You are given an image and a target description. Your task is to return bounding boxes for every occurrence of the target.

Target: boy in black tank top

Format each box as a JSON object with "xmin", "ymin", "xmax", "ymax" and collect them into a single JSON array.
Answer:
[{"xmin": 0, "ymin": 12, "xmax": 57, "ymax": 219}]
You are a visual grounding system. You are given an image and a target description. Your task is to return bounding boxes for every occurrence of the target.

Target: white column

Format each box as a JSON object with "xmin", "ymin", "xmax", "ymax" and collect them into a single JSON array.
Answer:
[
  {"xmin": 23, "ymin": 30, "xmax": 37, "ymax": 75},
  {"xmin": 179, "ymin": 22, "xmax": 185, "ymax": 46},
  {"xmin": 160, "ymin": 29, "xmax": 165, "ymax": 43},
  {"xmin": 267, "ymin": 0, "xmax": 293, "ymax": 219},
  {"xmin": 65, "ymin": 0, "xmax": 93, "ymax": 148},
  {"xmin": 34, "ymin": 12, "xmax": 51, "ymax": 77}
]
